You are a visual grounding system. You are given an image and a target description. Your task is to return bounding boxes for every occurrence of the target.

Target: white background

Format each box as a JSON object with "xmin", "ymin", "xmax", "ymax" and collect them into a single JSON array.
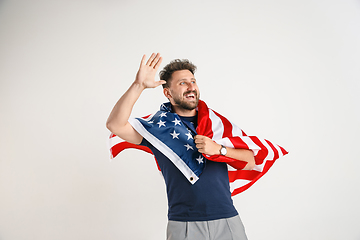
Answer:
[{"xmin": 1, "ymin": 0, "xmax": 359, "ymax": 239}]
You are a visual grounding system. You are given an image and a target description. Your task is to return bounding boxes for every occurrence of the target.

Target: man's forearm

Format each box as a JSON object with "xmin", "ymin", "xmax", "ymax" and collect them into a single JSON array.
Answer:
[
  {"xmin": 106, "ymin": 82, "xmax": 144, "ymax": 134},
  {"xmin": 224, "ymin": 147, "xmax": 255, "ymax": 170}
]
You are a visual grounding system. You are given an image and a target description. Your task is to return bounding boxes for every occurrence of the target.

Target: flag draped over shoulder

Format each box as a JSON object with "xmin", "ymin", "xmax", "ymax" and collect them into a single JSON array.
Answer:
[{"xmin": 108, "ymin": 100, "xmax": 288, "ymax": 196}]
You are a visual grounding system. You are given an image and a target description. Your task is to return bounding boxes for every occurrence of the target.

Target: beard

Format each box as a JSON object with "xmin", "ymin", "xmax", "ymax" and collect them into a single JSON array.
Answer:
[{"xmin": 172, "ymin": 90, "xmax": 200, "ymax": 110}]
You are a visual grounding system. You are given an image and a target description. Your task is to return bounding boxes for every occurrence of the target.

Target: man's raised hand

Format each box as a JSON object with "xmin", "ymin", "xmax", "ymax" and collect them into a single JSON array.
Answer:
[{"xmin": 135, "ymin": 53, "xmax": 166, "ymax": 89}]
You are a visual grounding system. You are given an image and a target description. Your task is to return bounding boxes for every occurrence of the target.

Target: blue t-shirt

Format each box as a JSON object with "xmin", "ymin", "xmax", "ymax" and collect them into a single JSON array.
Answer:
[{"xmin": 140, "ymin": 114, "xmax": 238, "ymax": 221}]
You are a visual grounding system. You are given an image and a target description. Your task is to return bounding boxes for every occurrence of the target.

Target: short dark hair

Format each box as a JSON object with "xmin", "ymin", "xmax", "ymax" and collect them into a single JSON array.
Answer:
[{"xmin": 159, "ymin": 59, "xmax": 197, "ymax": 88}]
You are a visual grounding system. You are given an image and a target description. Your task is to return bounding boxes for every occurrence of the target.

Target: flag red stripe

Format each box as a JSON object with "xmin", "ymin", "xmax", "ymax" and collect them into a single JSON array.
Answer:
[
  {"xmin": 111, "ymin": 142, "xmax": 152, "ymax": 158},
  {"xmin": 228, "ymin": 169, "xmax": 263, "ymax": 182},
  {"xmin": 266, "ymin": 139, "xmax": 279, "ymax": 160},
  {"xmin": 250, "ymin": 137, "xmax": 268, "ymax": 164},
  {"xmin": 230, "ymin": 160, "xmax": 276, "ymax": 196},
  {"xmin": 227, "ymin": 161, "xmax": 248, "ymax": 170},
  {"xmin": 196, "ymin": 101, "xmax": 214, "ymax": 139},
  {"xmin": 280, "ymin": 145, "xmax": 288, "ymax": 155},
  {"xmin": 228, "ymin": 136, "xmax": 252, "ymax": 150},
  {"xmin": 110, "ymin": 142, "xmax": 161, "ymax": 171}
]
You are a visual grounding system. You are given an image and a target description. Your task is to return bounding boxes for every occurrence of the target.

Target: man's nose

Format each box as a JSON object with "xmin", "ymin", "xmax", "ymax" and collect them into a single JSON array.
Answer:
[{"xmin": 187, "ymin": 82, "xmax": 196, "ymax": 91}]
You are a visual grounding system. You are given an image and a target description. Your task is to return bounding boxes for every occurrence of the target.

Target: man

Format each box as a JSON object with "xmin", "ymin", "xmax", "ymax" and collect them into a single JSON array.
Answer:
[{"xmin": 107, "ymin": 53, "xmax": 286, "ymax": 239}]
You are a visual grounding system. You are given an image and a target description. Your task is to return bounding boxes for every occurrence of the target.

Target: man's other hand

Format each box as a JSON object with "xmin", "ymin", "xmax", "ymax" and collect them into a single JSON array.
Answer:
[
  {"xmin": 194, "ymin": 135, "xmax": 220, "ymax": 156},
  {"xmin": 135, "ymin": 53, "xmax": 166, "ymax": 89}
]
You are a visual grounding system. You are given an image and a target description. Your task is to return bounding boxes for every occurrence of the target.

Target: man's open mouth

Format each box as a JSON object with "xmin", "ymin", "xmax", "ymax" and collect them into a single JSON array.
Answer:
[{"xmin": 184, "ymin": 92, "xmax": 196, "ymax": 99}]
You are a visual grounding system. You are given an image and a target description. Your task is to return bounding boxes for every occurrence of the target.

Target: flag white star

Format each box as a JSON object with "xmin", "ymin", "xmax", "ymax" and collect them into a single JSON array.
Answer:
[
  {"xmin": 148, "ymin": 120, "xmax": 154, "ymax": 124},
  {"xmin": 172, "ymin": 118, "xmax": 181, "ymax": 126},
  {"xmin": 160, "ymin": 112, "xmax": 167, "ymax": 118},
  {"xmin": 196, "ymin": 155, "xmax": 204, "ymax": 164},
  {"xmin": 184, "ymin": 144, "xmax": 194, "ymax": 151},
  {"xmin": 170, "ymin": 130, "xmax": 180, "ymax": 139},
  {"xmin": 185, "ymin": 132, "xmax": 193, "ymax": 140},
  {"xmin": 157, "ymin": 120, "xmax": 166, "ymax": 128}
]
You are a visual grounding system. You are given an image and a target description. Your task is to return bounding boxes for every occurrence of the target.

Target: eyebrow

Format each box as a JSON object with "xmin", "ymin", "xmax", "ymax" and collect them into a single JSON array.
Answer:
[{"xmin": 177, "ymin": 78, "xmax": 196, "ymax": 82}]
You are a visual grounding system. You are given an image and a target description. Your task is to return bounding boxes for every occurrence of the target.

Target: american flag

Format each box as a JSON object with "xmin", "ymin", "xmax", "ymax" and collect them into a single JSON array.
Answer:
[{"xmin": 108, "ymin": 100, "xmax": 288, "ymax": 196}]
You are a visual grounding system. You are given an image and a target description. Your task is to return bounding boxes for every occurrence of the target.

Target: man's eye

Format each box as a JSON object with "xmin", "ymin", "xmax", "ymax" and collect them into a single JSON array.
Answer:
[{"xmin": 180, "ymin": 82, "xmax": 185, "ymax": 85}]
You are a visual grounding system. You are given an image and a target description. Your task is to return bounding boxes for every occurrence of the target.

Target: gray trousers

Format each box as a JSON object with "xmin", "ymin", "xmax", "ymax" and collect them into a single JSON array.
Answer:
[{"xmin": 166, "ymin": 215, "xmax": 248, "ymax": 240}]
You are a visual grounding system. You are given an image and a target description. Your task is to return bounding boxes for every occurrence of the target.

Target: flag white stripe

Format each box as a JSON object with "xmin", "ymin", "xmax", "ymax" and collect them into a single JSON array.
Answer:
[
  {"xmin": 230, "ymin": 121, "xmax": 244, "ymax": 137},
  {"xmin": 241, "ymin": 137, "xmax": 260, "ymax": 156},
  {"xmin": 273, "ymin": 143, "xmax": 284, "ymax": 158},
  {"xmin": 227, "ymin": 164, "xmax": 237, "ymax": 171},
  {"xmin": 215, "ymin": 137, "xmax": 234, "ymax": 148},
  {"xmin": 109, "ymin": 135, "xmax": 123, "ymax": 149},
  {"xmin": 129, "ymin": 118, "xmax": 199, "ymax": 184},
  {"xmin": 208, "ymin": 109, "xmax": 224, "ymax": 140},
  {"xmin": 251, "ymin": 138, "xmax": 275, "ymax": 172},
  {"xmin": 259, "ymin": 138, "xmax": 274, "ymax": 161},
  {"xmin": 229, "ymin": 179, "xmax": 252, "ymax": 193},
  {"xmin": 253, "ymin": 163, "xmax": 266, "ymax": 172}
]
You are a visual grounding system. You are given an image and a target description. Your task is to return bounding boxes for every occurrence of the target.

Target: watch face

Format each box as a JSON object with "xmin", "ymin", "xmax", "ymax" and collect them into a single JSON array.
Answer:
[{"xmin": 221, "ymin": 146, "xmax": 227, "ymax": 155}]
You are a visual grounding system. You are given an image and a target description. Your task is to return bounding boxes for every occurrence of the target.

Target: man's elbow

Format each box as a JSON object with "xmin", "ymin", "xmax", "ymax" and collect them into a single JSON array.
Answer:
[
  {"xmin": 247, "ymin": 160, "xmax": 256, "ymax": 170},
  {"xmin": 106, "ymin": 120, "xmax": 114, "ymax": 132},
  {"xmin": 106, "ymin": 121, "xmax": 133, "ymax": 142},
  {"xmin": 106, "ymin": 120, "xmax": 121, "ymax": 135}
]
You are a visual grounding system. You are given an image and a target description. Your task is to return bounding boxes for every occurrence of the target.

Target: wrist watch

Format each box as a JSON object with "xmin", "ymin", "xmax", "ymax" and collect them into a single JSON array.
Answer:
[{"xmin": 220, "ymin": 145, "xmax": 227, "ymax": 156}]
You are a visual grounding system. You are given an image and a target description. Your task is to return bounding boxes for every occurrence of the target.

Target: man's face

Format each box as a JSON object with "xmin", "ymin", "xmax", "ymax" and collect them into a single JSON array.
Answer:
[{"xmin": 164, "ymin": 70, "xmax": 200, "ymax": 112}]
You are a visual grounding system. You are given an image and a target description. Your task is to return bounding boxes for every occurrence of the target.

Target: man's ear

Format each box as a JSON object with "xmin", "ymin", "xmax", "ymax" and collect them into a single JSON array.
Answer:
[{"xmin": 163, "ymin": 88, "xmax": 171, "ymax": 99}]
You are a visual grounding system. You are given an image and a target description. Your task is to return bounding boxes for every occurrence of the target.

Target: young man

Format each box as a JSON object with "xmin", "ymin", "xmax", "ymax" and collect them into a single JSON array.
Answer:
[{"xmin": 107, "ymin": 53, "xmax": 278, "ymax": 239}]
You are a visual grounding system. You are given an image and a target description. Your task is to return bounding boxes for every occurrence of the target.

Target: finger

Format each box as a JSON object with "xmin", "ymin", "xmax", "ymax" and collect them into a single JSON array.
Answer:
[
  {"xmin": 194, "ymin": 136, "xmax": 205, "ymax": 142},
  {"xmin": 140, "ymin": 54, "xmax": 146, "ymax": 67},
  {"xmin": 146, "ymin": 53, "xmax": 156, "ymax": 66},
  {"xmin": 197, "ymin": 148, "xmax": 204, "ymax": 153},
  {"xmin": 154, "ymin": 80, "xmax": 167, "ymax": 87},
  {"xmin": 195, "ymin": 140, "xmax": 206, "ymax": 145},
  {"xmin": 154, "ymin": 56, "xmax": 163, "ymax": 70},
  {"xmin": 150, "ymin": 53, "xmax": 161, "ymax": 67},
  {"xmin": 196, "ymin": 143, "xmax": 204, "ymax": 148}
]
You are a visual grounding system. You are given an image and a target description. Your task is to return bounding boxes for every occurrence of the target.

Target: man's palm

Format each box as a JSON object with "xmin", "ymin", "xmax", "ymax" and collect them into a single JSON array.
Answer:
[{"xmin": 135, "ymin": 53, "xmax": 165, "ymax": 89}]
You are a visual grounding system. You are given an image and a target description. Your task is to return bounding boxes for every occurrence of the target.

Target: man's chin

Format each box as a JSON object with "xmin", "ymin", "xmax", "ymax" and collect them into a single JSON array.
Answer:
[
  {"xmin": 176, "ymin": 102, "xmax": 197, "ymax": 111},
  {"xmin": 183, "ymin": 101, "xmax": 198, "ymax": 110},
  {"xmin": 172, "ymin": 97, "xmax": 199, "ymax": 111}
]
